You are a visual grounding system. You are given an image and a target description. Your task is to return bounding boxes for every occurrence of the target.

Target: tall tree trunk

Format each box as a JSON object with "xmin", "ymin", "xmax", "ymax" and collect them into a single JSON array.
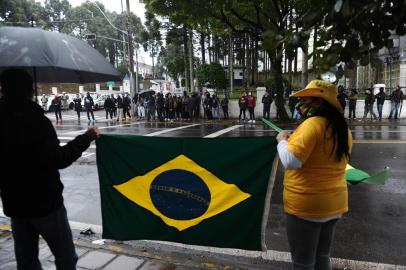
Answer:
[
  {"xmin": 229, "ymin": 34, "xmax": 234, "ymax": 93},
  {"xmin": 301, "ymin": 41, "xmax": 309, "ymax": 87},
  {"xmin": 215, "ymin": 36, "xmax": 220, "ymax": 63},
  {"xmin": 183, "ymin": 25, "xmax": 190, "ymax": 91},
  {"xmin": 152, "ymin": 54, "xmax": 155, "ymax": 79},
  {"xmin": 253, "ymin": 33, "xmax": 259, "ymax": 85},
  {"xmin": 108, "ymin": 43, "xmax": 115, "ymax": 65},
  {"xmin": 269, "ymin": 48, "xmax": 289, "ymax": 120},
  {"xmin": 200, "ymin": 32, "xmax": 206, "ymax": 65},
  {"xmin": 313, "ymin": 25, "xmax": 318, "ymax": 71},
  {"xmin": 188, "ymin": 27, "xmax": 194, "ymax": 92},
  {"xmin": 208, "ymin": 34, "xmax": 212, "ymax": 63},
  {"xmin": 125, "ymin": 0, "xmax": 134, "ymax": 93},
  {"xmin": 242, "ymin": 35, "xmax": 246, "ymax": 82},
  {"xmin": 347, "ymin": 65, "xmax": 357, "ymax": 89},
  {"xmin": 245, "ymin": 34, "xmax": 251, "ymax": 88}
]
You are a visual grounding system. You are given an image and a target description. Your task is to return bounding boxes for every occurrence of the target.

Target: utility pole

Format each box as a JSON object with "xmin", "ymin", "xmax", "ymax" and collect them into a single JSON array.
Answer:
[
  {"xmin": 135, "ymin": 45, "xmax": 139, "ymax": 92},
  {"xmin": 120, "ymin": 0, "xmax": 127, "ymax": 70},
  {"xmin": 126, "ymin": 0, "xmax": 135, "ymax": 95}
]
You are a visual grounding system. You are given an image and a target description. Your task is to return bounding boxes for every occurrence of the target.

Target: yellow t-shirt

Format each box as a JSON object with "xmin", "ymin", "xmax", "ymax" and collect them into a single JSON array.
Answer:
[{"xmin": 284, "ymin": 116, "xmax": 353, "ymax": 218}]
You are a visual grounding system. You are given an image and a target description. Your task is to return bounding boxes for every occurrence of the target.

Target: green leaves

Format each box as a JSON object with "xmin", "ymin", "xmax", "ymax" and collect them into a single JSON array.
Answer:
[{"xmin": 196, "ymin": 63, "xmax": 227, "ymax": 90}]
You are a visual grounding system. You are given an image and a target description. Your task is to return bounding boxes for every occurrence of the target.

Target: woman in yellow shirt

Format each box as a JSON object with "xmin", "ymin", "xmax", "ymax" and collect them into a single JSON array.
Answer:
[{"xmin": 276, "ymin": 80, "xmax": 353, "ymax": 270}]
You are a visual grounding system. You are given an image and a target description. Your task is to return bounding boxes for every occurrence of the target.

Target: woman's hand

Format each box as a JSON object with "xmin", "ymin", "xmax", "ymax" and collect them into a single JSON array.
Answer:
[{"xmin": 276, "ymin": 131, "xmax": 290, "ymax": 143}]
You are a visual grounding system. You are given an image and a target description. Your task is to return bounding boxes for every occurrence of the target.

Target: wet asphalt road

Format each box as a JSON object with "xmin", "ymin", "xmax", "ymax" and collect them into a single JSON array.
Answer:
[{"xmin": 2, "ymin": 110, "xmax": 406, "ymax": 266}]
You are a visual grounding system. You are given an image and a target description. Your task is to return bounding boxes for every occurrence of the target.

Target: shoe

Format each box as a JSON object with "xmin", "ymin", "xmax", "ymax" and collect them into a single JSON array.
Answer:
[
  {"xmin": 248, "ymin": 120, "xmax": 252, "ymax": 123},
  {"xmin": 252, "ymin": 120, "xmax": 256, "ymax": 123}
]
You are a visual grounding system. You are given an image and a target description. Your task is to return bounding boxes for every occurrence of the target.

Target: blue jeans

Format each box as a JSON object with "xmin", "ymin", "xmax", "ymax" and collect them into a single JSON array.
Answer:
[
  {"xmin": 286, "ymin": 214, "xmax": 339, "ymax": 270},
  {"xmin": 212, "ymin": 107, "xmax": 219, "ymax": 119},
  {"xmin": 11, "ymin": 206, "xmax": 78, "ymax": 270},
  {"xmin": 389, "ymin": 102, "xmax": 400, "ymax": 118},
  {"xmin": 377, "ymin": 104, "xmax": 383, "ymax": 119}
]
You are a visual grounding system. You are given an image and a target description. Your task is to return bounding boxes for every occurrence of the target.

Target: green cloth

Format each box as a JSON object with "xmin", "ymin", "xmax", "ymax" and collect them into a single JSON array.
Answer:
[
  {"xmin": 96, "ymin": 134, "xmax": 278, "ymax": 251},
  {"xmin": 345, "ymin": 165, "xmax": 390, "ymax": 185}
]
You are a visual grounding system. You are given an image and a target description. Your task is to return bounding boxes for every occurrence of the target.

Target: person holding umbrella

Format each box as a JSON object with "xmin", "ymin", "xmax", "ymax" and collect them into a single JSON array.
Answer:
[
  {"xmin": 276, "ymin": 80, "xmax": 352, "ymax": 270},
  {"xmin": 0, "ymin": 68, "xmax": 100, "ymax": 270}
]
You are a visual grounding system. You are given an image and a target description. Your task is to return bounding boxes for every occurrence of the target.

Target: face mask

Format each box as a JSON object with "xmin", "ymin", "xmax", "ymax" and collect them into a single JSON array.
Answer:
[{"xmin": 296, "ymin": 100, "xmax": 318, "ymax": 118}]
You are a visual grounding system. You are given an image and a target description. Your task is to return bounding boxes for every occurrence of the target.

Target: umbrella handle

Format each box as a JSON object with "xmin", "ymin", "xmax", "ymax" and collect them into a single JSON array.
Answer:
[{"xmin": 33, "ymin": 67, "xmax": 38, "ymax": 103}]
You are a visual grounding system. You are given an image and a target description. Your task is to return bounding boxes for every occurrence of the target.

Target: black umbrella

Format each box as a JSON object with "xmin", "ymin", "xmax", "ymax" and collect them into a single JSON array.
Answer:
[
  {"xmin": 0, "ymin": 26, "xmax": 121, "ymax": 84},
  {"xmin": 138, "ymin": 89, "xmax": 156, "ymax": 96}
]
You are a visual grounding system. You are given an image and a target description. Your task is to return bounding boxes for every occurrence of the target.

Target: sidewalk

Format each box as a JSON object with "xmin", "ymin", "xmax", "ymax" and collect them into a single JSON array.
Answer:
[{"xmin": 0, "ymin": 219, "xmax": 290, "ymax": 270}]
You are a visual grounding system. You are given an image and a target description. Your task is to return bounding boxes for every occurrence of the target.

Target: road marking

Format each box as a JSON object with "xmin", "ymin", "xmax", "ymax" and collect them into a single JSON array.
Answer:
[
  {"xmin": 145, "ymin": 124, "xmax": 200, "ymax": 136},
  {"xmin": 81, "ymin": 152, "xmax": 95, "ymax": 158},
  {"xmin": 63, "ymin": 121, "xmax": 146, "ymax": 135},
  {"xmin": 0, "ymin": 209, "xmax": 403, "ymax": 270},
  {"xmin": 58, "ymin": 136, "xmax": 76, "ymax": 140},
  {"xmin": 204, "ymin": 125, "xmax": 243, "ymax": 138},
  {"xmin": 354, "ymin": 140, "xmax": 406, "ymax": 144},
  {"xmin": 59, "ymin": 143, "xmax": 96, "ymax": 149}
]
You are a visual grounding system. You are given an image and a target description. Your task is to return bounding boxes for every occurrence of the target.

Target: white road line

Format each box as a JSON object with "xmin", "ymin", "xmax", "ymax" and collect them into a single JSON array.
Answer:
[
  {"xmin": 58, "ymin": 137, "xmax": 76, "ymax": 140},
  {"xmin": 145, "ymin": 124, "xmax": 200, "ymax": 136},
  {"xmin": 63, "ymin": 122, "xmax": 146, "ymax": 135},
  {"xmin": 81, "ymin": 152, "xmax": 95, "ymax": 158},
  {"xmin": 0, "ymin": 208, "xmax": 403, "ymax": 270},
  {"xmin": 60, "ymin": 143, "xmax": 96, "ymax": 149},
  {"xmin": 204, "ymin": 125, "xmax": 243, "ymax": 138}
]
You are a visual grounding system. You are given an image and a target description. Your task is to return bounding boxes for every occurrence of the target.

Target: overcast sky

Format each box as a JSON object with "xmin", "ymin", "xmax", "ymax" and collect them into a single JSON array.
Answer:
[{"xmin": 38, "ymin": 0, "xmax": 151, "ymax": 64}]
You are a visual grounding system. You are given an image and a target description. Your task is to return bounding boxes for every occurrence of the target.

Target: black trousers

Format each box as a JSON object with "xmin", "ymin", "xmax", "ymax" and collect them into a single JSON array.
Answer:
[{"xmin": 286, "ymin": 214, "xmax": 339, "ymax": 270}]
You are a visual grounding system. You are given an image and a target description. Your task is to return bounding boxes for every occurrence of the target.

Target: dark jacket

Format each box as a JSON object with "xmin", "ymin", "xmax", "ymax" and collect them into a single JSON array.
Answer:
[
  {"xmin": 104, "ymin": 97, "xmax": 114, "ymax": 110},
  {"xmin": 116, "ymin": 96, "xmax": 123, "ymax": 108},
  {"xmin": 390, "ymin": 90, "xmax": 403, "ymax": 103},
  {"xmin": 83, "ymin": 95, "xmax": 94, "ymax": 109},
  {"xmin": 375, "ymin": 92, "xmax": 386, "ymax": 105},
  {"xmin": 0, "ymin": 98, "xmax": 91, "ymax": 218},
  {"xmin": 73, "ymin": 97, "xmax": 82, "ymax": 111}
]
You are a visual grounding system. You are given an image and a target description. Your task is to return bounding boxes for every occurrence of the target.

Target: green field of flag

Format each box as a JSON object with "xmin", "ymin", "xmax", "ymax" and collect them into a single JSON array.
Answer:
[{"xmin": 96, "ymin": 134, "xmax": 278, "ymax": 251}]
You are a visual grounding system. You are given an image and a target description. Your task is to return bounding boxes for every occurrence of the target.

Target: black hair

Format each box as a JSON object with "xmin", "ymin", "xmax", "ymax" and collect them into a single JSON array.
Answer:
[
  {"xmin": 317, "ymin": 101, "xmax": 350, "ymax": 161},
  {"xmin": 0, "ymin": 69, "xmax": 33, "ymax": 99}
]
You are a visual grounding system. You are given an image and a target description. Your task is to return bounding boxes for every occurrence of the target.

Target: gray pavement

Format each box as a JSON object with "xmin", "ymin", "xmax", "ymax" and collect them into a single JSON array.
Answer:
[{"xmin": 1, "ymin": 110, "xmax": 406, "ymax": 269}]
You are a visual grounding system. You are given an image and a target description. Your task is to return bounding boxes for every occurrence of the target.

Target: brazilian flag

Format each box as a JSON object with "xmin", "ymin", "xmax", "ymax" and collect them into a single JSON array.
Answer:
[{"xmin": 96, "ymin": 134, "xmax": 278, "ymax": 251}]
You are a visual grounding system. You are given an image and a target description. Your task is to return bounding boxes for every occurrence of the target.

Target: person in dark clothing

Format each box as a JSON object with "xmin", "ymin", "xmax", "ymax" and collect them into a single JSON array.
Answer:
[
  {"xmin": 110, "ymin": 94, "xmax": 117, "ymax": 118},
  {"xmin": 375, "ymin": 87, "xmax": 386, "ymax": 121},
  {"xmin": 73, "ymin": 94, "xmax": 82, "ymax": 121},
  {"xmin": 388, "ymin": 85, "xmax": 403, "ymax": 119},
  {"xmin": 203, "ymin": 92, "xmax": 213, "ymax": 120},
  {"xmin": 337, "ymin": 86, "xmax": 348, "ymax": 115},
  {"xmin": 262, "ymin": 92, "xmax": 273, "ymax": 119},
  {"xmin": 132, "ymin": 93, "xmax": 139, "ymax": 119},
  {"xmin": 190, "ymin": 92, "xmax": 200, "ymax": 120},
  {"xmin": 0, "ymin": 68, "xmax": 100, "ymax": 270},
  {"xmin": 83, "ymin": 92, "xmax": 95, "ymax": 121},
  {"xmin": 363, "ymin": 89, "xmax": 378, "ymax": 120},
  {"xmin": 116, "ymin": 94, "xmax": 124, "ymax": 121},
  {"xmin": 156, "ymin": 92, "xmax": 165, "ymax": 121},
  {"xmin": 288, "ymin": 95, "xmax": 299, "ymax": 119},
  {"xmin": 122, "ymin": 93, "xmax": 132, "ymax": 120},
  {"xmin": 104, "ymin": 95, "xmax": 114, "ymax": 119},
  {"xmin": 52, "ymin": 95, "xmax": 62, "ymax": 122},
  {"xmin": 348, "ymin": 89, "xmax": 358, "ymax": 119},
  {"xmin": 238, "ymin": 93, "xmax": 247, "ymax": 121},
  {"xmin": 221, "ymin": 96, "xmax": 229, "ymax": 119},
  {"xmin": 182, "ymin": 92, "xmax": 190, "ymax": 120}
]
